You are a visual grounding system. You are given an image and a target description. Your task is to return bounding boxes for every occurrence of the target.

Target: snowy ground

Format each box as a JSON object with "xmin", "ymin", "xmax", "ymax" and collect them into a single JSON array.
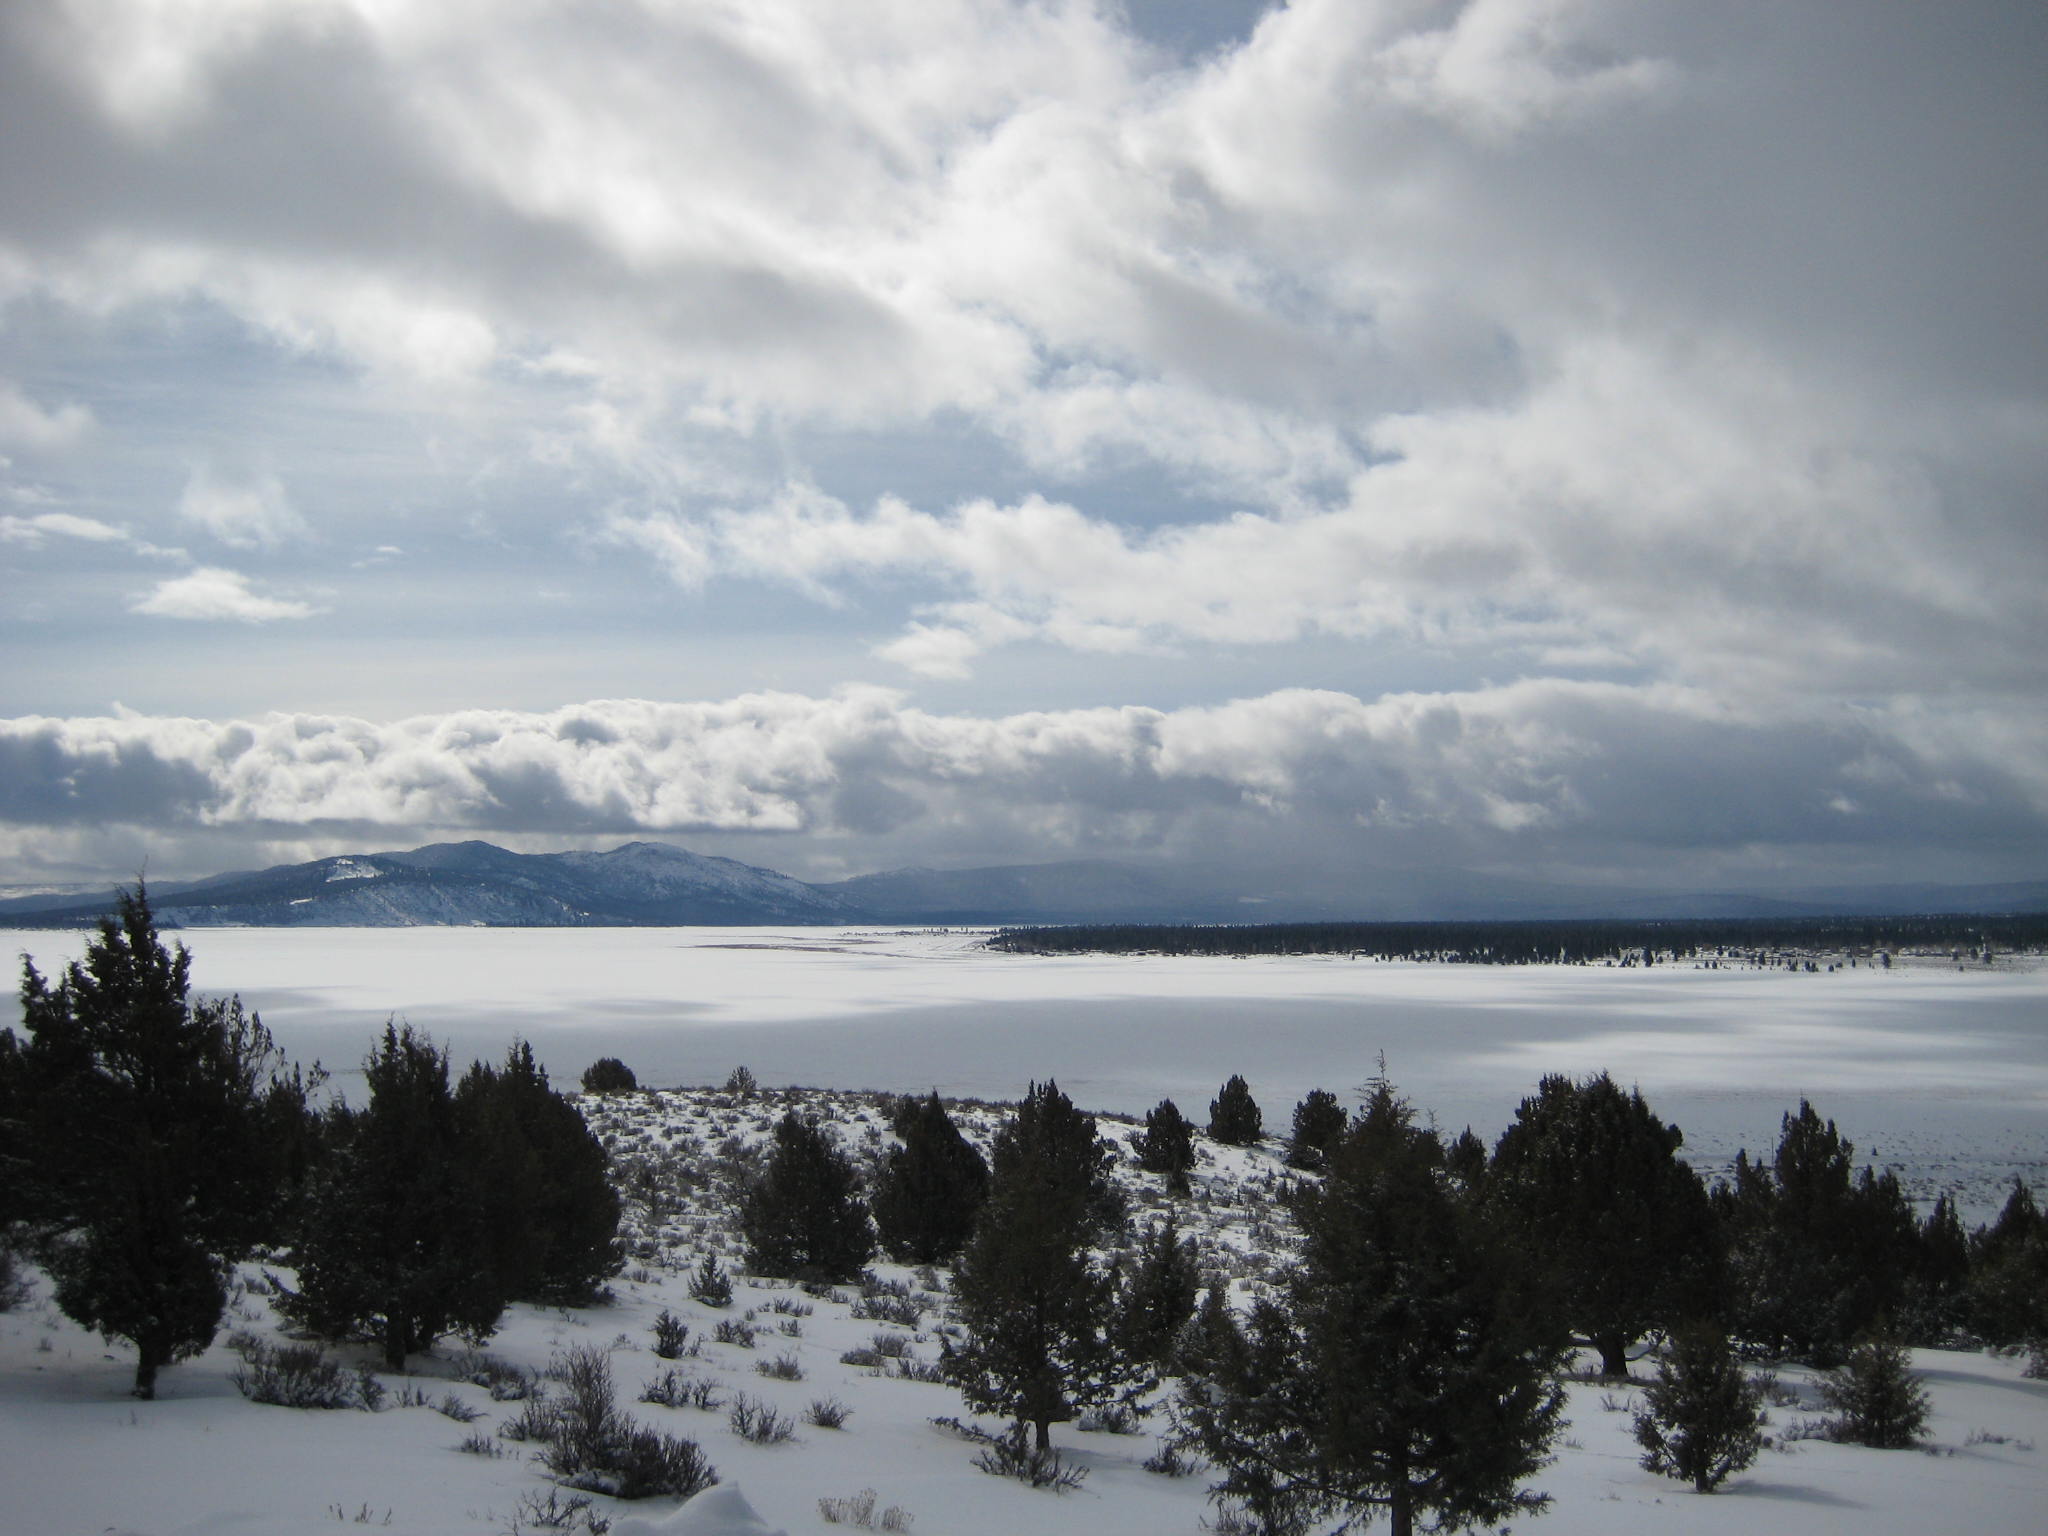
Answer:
[
  {"xmin": 3, "ymin": 1083, "xmax": 2046, "ymax": 1536},
  {"xmin": 8, "ymin": 925, "xmax": 2046, "ymax": 1219}
]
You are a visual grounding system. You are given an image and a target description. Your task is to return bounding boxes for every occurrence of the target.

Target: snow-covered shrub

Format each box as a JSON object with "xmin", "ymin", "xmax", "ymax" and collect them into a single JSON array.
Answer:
[
  {"xmin": 728, "ymin": 1392, "xmax": 798, "ymax": 1444},
  {"xmin": 970, "ymin": 1423, "xmax": 1088, "ymax": 1492},
  {"xmin": 806, "ymin": 1395, "xmax": 852, "ymax": 1429},
  {"xmin": 756, "ymin": 1350, "xmax": 805, "ymax": 1381},
  {"xmin": 229, "ymin": 1340, "xmax": 384, "ymax": 1411},
  {"xmin": 534, "ymin": 1345, "xmax": 717, "ymax": 1500}
]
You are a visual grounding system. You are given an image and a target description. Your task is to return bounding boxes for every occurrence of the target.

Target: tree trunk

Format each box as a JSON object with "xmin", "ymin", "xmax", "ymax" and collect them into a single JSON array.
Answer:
[
  {"xmin": 383, "ymin": 1314, "xmax": 408, "ymax": 1372},
  {"xmin": 1594, "ymin": 1331, "xmax": 1631, "ymax": 1379},
  {"xmin": 133, "ymin": 1351, "xmax": 160, "ymax": 1400},
  {"xmin": 1389, "ymin": 1479, "xmax": 1413, "ymax": 1536},
  {"xmin": 1033, "ymin": 1413, "xmax": 1051, "ymax": 1453}
]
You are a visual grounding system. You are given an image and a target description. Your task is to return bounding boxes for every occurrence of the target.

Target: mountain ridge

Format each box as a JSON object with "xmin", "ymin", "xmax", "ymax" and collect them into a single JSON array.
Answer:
[{"xmin": 0, "ymin": 841, "xmax": 2042, "ymax": 928}]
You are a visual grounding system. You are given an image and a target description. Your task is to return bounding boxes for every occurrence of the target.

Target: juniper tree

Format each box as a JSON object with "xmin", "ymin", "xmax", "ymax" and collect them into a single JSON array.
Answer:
[
  {"xmin": 1485, "ymin": 1072, "xmax": 1719, "ymax": 1377},
  {"xmin": 1178, "ymin": 1081, "xmax": 1564, "ymax": 1536},
  {"xmin": 1135, "ymin": 1098, "xmax": 1198, "ymax": 1194},
  {"xmin": 1819, "ymin": 1331, "xmax": 1929, "ymax": 1448},
  {"xmin": 1632, "ymin": 1324, "xmax": 1764, "ymax": 1492},
  {"xmin": 1207, "ymin": 1075, "xmax": 1263, "ymax": 1146},
  {"xmin": 286, "ymin": 1021, "xmax": 504, "ymax": 1370},
  {"xmin": 1116, "ymin": 1214, "xmax": 1201, "ymax": 1370},
  {"xmin": 1968, "ymin": 1178, "xmax": 2048, "ymax": 1350},
  {"xmin": 872, "ymin": 1091, "xmax": 989, "ymax": 1265},
  {"xmin": 1283, "ymin": 1088, "xmax": 1346, "ymax": 1172},
  {"xmin": 949, "ymin": 1080, "xmax": 1128, "ymax": 1451},
  {"xmin": 9, "ymin": 889, "xmax": 292, "ymax": 1397},
  {"xmin": 1721, "ymin": 1100, "xmax": 1919, "ymax": 1362},
  {"xmin": 456, "ymin": 1041, "xmax": 622, "ymax": 1305},
  {"xmin": 739, "ymin": 1109, "xmax": 874, "ymax": 1282},
  {"xmin": 579, "ymin": 1057, "xmax": 638, "ymax": 1094}
]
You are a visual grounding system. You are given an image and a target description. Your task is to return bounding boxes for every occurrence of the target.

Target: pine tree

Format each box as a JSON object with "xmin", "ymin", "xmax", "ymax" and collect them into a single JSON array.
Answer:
[
  {"xmin": 1632, "ymin": 1324, "xmax": 1765, "ymax": 1492},
  {"xmin": 1485, "ymin": 1072, "xmax": 1719, "ymax": 1377},
  {"xmin": 1178, "ymin": 1082, "xmax": 1563, "ymax": 1536},
  {"xmin": 872, "ymin": 1092, "xmax": 989, "ymax": 1264},
  {"xmin": 1282, "ymin": 1088, "xmax": 1346, "ymax": 1172},
  {"xmin": 949, "ymin": 1080, "xmax": 1127, "ymax": 1451},
  {"xmin": 1819, "ymin": 1332, "xmax": 1930, "ymax": 1448},
  {"xmin": 1135, "ymin": 1098, "xmax": 1198, "ymax": 1194},
  {"xmin": 1116, "ymin": 1215, "xmax": 1201, "ymax": 1370},
  {"xmin": 1207, "ymin": 1075, "xmax": 1263, "ymax": 1146},
  {"xmin": 739, "ymin": 1109, "xmax": 874, "ymax": 1282},
  {"xmin": 286, "ymin": 1022, "xmax": 504, "ymax": 1370},
  {"xmin": 9, "ymin": 889, "xmax": 290, "ymax": 1397},
  {"xmin": 456, "ymin": 1041, "xmax": 622, "ymax": 1305}
]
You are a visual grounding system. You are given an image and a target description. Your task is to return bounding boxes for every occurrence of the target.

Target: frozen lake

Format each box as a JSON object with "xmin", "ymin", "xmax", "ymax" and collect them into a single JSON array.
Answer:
[{"xmin": 8, "ymin": 925, "xmax": 2045, "ymax": 1219}]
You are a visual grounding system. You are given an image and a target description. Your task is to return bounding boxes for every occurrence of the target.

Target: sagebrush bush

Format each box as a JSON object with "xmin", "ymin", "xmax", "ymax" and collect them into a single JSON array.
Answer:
[
  {"xmin": 229, "ymin": 1340, "xmax": 384, "ymax": 1411},
  {"xmin": 728, "ymin": 1392, "xmax": 798, "ymax": 1445},
  {"xmin": 534, "ymin": 1346, "xmax": 717, "ymax": 1499}
]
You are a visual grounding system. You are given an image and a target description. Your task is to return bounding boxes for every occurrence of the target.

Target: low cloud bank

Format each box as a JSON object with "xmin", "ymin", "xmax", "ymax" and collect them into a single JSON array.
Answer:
[{"xmin": 3, "ymin": 683, "xmax": 2041, "ymax": 889}]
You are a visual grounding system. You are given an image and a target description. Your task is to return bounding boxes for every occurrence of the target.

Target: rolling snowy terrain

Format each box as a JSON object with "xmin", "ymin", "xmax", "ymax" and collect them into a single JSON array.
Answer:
[{"xmin": 2, "ymin": 1082, "xmax": 2045, "ymax": 1536}]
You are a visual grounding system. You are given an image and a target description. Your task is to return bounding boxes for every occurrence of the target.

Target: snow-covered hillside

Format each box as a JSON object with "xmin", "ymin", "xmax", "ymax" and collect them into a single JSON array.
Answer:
[{"xmin": 3, "ymin": 1082, "xmax": 2044, "ymax": 1536}]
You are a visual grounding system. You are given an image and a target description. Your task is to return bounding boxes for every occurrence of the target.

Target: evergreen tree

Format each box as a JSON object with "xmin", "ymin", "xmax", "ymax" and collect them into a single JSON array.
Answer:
[
  {"xmin": 1722, "ymin": 1101, "xmax": 1915, "ymax": 1362},
  {"xmin": 1442, "ymin": 1125, "xmax": 1488, "ymax": 1195},
  {"xmin": 1485, "ymin": 1072, "xmax": 1719, "ymax": 1377},
  {"xmin": 580, "ymin": 1057, "xmax": 638, "ymax": 1094},
  {"xmin": 1178, "ymin": 1082, "xmax": 1564, "ymax": 1536},
  {"xmin": 949, "ymin": 1080, "xmax": 1127, "ymax": 1451},
  {"xmin": 1170, "ymin": 1277, "xmax": 1247, "ymax": 1382},
  {"xmin": 1632, "ymin": 1324, "xmax": 1765, "ymax": 1492},
  {"xmin": 1282, "ymin": 1088, "xmax": 1346, "ymax": 1172},
  {"xmin": 1901, "ymin": 1192, "xmax": 1972, "ymax": 1343},
  {"xmin": 1116, "ymin": 1215, "xmax": 1201, "ymax": 1370},
  {"xmin": 1819, "ymin": 1331, "xmax": 1929, "ymax": 1448},
  {"xmin": 1135, "ymin": 1098, "xmax": 1198, "ymax": 1194},
  {"xmin": 286, "ymin": 1022, "xmax": 504, "ymax": 1369},
  {"xmin": 872, "ymin": 1092, "xmax": 989, "ymax": 1265},
  {"xmin": 738, "ymin": 1109, "xmax": 874, "ymax": 1282},
  {"xmin": 456, "ymin": 1041, "xmax": 622, "ymax": 1305},
  {"xmin": 9, "ymin": 889, "xmax": 290, "ymax": 1397},
  {"xmin": 1967, "ymin": 1178, "xmax": 2048, "ymax": 1350},
  {"xmin": 1207, "ymin": 1075, "xmax": 1263, "ymax": 1146}
]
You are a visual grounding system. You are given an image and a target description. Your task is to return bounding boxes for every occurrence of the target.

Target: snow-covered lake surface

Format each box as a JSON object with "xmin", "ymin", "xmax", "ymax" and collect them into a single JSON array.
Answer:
[{"xmin": 8, "ymin": 925, "xmax": 2044, "ymax": 1220}]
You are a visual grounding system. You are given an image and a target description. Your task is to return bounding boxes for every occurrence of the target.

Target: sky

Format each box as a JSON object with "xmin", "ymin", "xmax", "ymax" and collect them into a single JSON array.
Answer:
[{"xmin": 1, "ymin": 0, "xmax": 2044, "ymax": 898}]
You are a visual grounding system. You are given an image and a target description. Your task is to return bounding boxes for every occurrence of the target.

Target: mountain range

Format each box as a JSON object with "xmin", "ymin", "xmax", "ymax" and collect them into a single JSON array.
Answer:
[{"xmin": 1, "ymin": 840, "xmax": 2044, "ymax": 929}]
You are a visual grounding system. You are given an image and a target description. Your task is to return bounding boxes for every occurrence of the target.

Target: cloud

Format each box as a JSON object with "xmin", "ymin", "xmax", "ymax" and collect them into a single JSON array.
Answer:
[
  {"xmin": 0, "ymin": 380, "xmax": 92, "ymax": 448},
  {"xmin": 128, "ymin": 566, "xmax": 317, "ymax": 622},
  {"xmin": 0, "ymin": 684, "xmax": 2040, "ymax": 887},
  {"xmin": 0, "ymin": 511, "xmax": 127, "ymax": 545},
  {"xmin": 177, "ymin": 464, "xmax": 309, "ymax": 548}
]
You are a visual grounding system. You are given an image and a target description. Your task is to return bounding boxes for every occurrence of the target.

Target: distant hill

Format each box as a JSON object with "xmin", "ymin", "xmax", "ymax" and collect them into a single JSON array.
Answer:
[
  {"xmin": 1, "ymin": 840, "xmax": 2041, "ymax": 928},
  {"xmin": 0, "ymin": 841, "xmax": 861, "ymax": 928}
]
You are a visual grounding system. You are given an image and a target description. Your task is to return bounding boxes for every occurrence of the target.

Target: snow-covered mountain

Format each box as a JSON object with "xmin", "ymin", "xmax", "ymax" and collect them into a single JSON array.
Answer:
[{"xmin": 0, "ymin": 841, "xmax": 863, "ymax": 928}]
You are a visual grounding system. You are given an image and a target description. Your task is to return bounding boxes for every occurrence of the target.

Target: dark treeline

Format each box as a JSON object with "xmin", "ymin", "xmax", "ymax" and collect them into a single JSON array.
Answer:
[{"xmin": 989, "ymin": 912, "xmax": 2048, "ymax": 963}]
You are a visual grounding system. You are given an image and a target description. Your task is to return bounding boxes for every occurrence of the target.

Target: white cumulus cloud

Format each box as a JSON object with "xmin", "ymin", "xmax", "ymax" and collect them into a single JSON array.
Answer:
[{"xmin": 128, "ymin": 566, "xmax": 317, "ymax": 622}]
